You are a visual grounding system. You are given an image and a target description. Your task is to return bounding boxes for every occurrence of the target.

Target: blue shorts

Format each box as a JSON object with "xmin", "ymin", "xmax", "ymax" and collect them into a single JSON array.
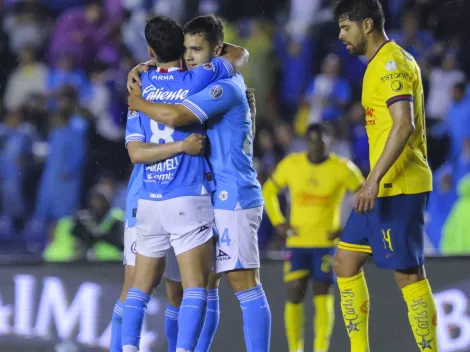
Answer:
[
  {"xmin": 284, "ymin": 247, "xmax": 336, "ymax": 285},
  {"xmin": 339, "ymin": 193, "xmax": 429, "ymax": 270}
]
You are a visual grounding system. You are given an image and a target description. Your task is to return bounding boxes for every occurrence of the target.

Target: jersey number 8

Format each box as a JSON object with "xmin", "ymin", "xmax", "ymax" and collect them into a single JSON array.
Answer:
[{"xmin": 150, "ymin": 120, "xmax": 174, "ymax": 144}]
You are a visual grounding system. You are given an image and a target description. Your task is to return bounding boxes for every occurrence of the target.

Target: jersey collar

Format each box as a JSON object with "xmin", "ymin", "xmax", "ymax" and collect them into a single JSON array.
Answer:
[
  {"xmin": 156, "ymin": 67, "xmax": 184, "ymax": 73},
  {"xmin": 368, "ymin": 40, "xmax": 391, "ymax": 64}
]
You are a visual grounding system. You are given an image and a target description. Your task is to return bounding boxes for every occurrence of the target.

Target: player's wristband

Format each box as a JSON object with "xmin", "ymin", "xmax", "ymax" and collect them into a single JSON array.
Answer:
[{"xmin": 286, "ymin": 229, "xmax": 295, "ymax": 237}]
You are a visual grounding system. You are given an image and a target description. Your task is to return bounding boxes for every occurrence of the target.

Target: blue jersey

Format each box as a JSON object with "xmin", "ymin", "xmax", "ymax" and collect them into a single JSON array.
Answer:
[
  {"xmin": 182, "ymin": 74, "xmax": 263, "ymax": 210},
  {"xmin": 125, "ymin": 57, "xmax": 234, "ymax": 201},
  {"xmin": 125, "ymin": 163, "xmax": 143, "ymax": 228}
]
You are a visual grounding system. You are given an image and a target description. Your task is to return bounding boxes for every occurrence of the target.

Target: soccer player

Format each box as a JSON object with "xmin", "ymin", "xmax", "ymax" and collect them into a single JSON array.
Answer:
[
  {"xmin": 121, "ymin": 16, "xmax": 249, "ymax": 352},
  {"xmin": 109, "ymin": 133, "xmax": 205, "ymax": 352},
  {"xmin": 127, "ymin": 15, "xmax": 271, "ymax": 352},
  {"xmin": 333, "ymin": 1, "xmax": 437, "ymax": 351},
  {"xmin": 262, "ymin": 123, "xmax": 364, "ymax": 352}
]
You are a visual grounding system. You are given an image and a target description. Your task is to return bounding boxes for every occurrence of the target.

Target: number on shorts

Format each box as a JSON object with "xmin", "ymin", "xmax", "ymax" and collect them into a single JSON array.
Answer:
[
  {"xmin": 220, "ymin": 228, "xmax": 232, "ymax": 247},
  {"xmin": 150, "ymin": 120, "xmax": 174, "ymax": 144},
  {"xmin": 321, "ymin": 255, "xmax": 332, "ymax": 273}
]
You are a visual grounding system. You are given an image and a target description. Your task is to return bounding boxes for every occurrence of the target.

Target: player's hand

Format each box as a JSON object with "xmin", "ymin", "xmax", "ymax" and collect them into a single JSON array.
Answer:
[
  {"xmin": 328, "ymin": 229, "xmax": 342, "ymax": 240},
  {"xmin": 354, "ymin": 178, "xmax": 379, "ymax": 214},
  {"xmin": 182, "ymin": 134, "xmax": 206, "ymax": 155},
  {"xmin": 127, "ymin": 61, "xmax": 152, "ymax": 92},
  {"xmin": 276, "ymin": 223, "xmax": 297, "ymax": 238},
  {"xmin": 128, "ymin": 82, "xmax": 143, "ymax": 110},
  {"xmin": 246, "ymin": 87, "xmax": 256, "ymax": 119}
]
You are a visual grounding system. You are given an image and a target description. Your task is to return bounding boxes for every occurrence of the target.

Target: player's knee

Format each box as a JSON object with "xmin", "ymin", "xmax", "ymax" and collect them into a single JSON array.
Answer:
[
  {"xmin": 394, "ymin": 265, "xmax": 426, "ymax": 289},
  {"xmin": 207, "ymin": 271, "xmax": 222, "ymax": 290},
  {"xmin": 286, "ymin": 283, "xmax": 306, "ymax": 304},
  {"xmin": 166, "ymin": 279, "xmax": 183, "ymax": 307},
  {"xmin": 226, "ymin": 269, "xmax": 259, "ymax": 293},
  {"xmin": 333, "ymin": 249, "xmax": 364, "ymax": 278}
]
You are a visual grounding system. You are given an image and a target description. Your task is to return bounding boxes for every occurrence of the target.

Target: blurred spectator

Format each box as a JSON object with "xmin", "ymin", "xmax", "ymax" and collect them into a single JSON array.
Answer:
[
  {"xmin": 347, "ymin": 102, "xmax": 369, "ymax": 175},
  {"xmin": 303, "ymin": 53, "xmax": 351, "ymax": 124},
  {"xmin": 431, "ymin": 81, "xmax": 470, "ymax": 169},
  {"xmin": 47, "ymin": 53, "xmax": 88, "ymax": 101},
  {"xmin": 34, "ymin": 88, "xmax": 86, "ymax": 234},
  {"xmin": 0, "ymin": 15, "xmax": 16, "ymax": 99},
  {"xmin": 427, "ymin": 53, "xmax": 465, "ymax": 121},
  {"xmin": 43, "ymin": 187, "xmax": 124, "ymax": 262},
  {"xmin": 3, "ymin": 46, "xmax": 48, "ymax": 110},
  {"xmin": 440, "ymin": 174, "xmax": 470, "ymax": 254},
  {"xmin": 256, "ymin": 127, "xmax": 283, "ymax": 177},
  {"xmin": 426, "ymin": 166, "xmax": 457, "ymax": 251},
  {"xmin": 274, "ymin": 29, "xmax": 314, "ymax": 121},
  {"xmin": 274, "ymin": 122, "xmax": 305, "ymax": 155},
  {"xmin": 389, "ymin": 11, "xmax": 434, "ymax": 60},
  {"xmin": 48, "ymin": 0, "xmax": 118, "ymax": 69},
  {"xmin": 121, "ymin": 9, "xmax": 148, "ymax": 63},
  {"xmin": 328, "ymin": 121, "xmax": 352, "ymax": 160},
  {"xmin": 3, "ymin": 0, "xmax": 52, "ymax": 54},
  {"xmin": 0, "ymin": 109, "xmax": 34, "ymax": 229},
  {"xmin": 241, "ymin": 20, "xmax": 275, "ymax": 120}
]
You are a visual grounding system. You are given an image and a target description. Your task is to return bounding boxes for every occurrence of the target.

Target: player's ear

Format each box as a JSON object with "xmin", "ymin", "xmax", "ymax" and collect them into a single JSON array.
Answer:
[
  {"xmin": 214, "ymin": 44, "xmax": 223, "ymax": 57},
  {"xmin": 147, "ymin": 46, "xmax": 158, "ymax": 65},
  {"xmin": 363, "ymin": 18, "xmax": 374, "ymax": 34}
]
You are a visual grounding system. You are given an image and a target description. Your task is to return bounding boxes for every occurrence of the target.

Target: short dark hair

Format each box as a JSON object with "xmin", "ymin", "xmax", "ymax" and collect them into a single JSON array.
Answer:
[
  {"xmin": 334, "ymin": 0, "xmax": 385, "ymax": 32},
  {"xmin": 145, "ymin": 16, "xmax": 184, "ymax": 63},
  {"xmin": 306, "ymin": 123, "xmax": 333, "ymax": 138},
  {"xmin": 183, "ymin": 15, "xmax": 224, "ymax": 46}
]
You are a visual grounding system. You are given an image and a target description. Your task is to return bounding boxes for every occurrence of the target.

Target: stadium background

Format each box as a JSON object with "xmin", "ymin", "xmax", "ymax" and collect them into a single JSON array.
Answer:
[{"xmin": 1, "ymin": 0, "xmax": 470, "ymax": 350}]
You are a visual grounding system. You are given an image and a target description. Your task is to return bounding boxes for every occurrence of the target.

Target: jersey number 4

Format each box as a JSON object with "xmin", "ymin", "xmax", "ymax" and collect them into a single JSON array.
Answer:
[
  {"xmin": 218, "ymin": 228, "xmax": 232, "ymax": 247},
  {"xmin": 150, "ymin": 120, "xmax": 174, "ymax": 144}
]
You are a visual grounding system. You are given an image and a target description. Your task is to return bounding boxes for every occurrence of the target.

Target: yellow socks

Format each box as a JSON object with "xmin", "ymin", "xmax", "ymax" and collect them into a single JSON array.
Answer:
[
  {"xmin": 285, "ymin": 302, "xmax": 304, "ymax": 352},
  {"xmin": 337, "ymin": 272, "xmax": 370, "ymax": 352},
  {"xmin": 402, "ymin": 279, "xmax": 438, "ymax": 351},
  {"xmin": 313, "ymin": 294, "xmax": 335, "ymax": 352}
]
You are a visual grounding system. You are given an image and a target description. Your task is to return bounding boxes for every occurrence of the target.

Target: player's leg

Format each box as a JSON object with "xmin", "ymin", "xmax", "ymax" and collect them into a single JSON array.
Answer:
[
  {"xmin": 195, "ymin": 271, "xmax": 222, "ymax": 352},
  {"xmin": 283, "ymin": 249, "xmax": 310, "ymax": 352},
  {"xmin": 216, "ymin": 207, "xmax": 271, "ymax": 352},
  {"xmin": 110, "ymin": 227, "xmax": 137, "ymax": 352},
  {"xmin": 333, "ymin": 211, "xmax": 372, "ymax": 352},
  {"xmin": 311, "ymin": 248, "xmax": 336, "ymax": 352},
  {"xmin": 164, "ymin": 248, "xmax": 184, "ymax": 352},
  {"xmin": 122, "ymin": 200, "xmax": 169, "ymax": 352},
  {"xmin": 163, "ymin": 195, "xmax": 215, "ymax": 352},
  {"xmin": 375, "ymin": 193, "xmax": 438, "ymax": 350}
]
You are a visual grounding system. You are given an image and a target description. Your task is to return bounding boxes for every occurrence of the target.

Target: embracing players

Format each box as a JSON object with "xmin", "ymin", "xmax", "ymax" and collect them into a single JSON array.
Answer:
[
  {"xmin": 333, "ymin": 0, "xmax": 437, "ymax": 351},
  {"xmin": 127, "ymin": 15, "xmax": 271, "ymax": 352},
  {"xmin": 112, "ymin": 16, "xmax": 251, "ymax": 352}
]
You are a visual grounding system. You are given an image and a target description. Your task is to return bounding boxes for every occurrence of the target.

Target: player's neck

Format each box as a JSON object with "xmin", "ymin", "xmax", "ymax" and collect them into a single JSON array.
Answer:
[
  {"xmin": 307, "ymin": 154, "xmax": 328, "ymax": 165},
  {"xmin": 365, "ymin": 31, "xmax": 389, "ymax": 61},
  {"xmin": 155, "ymin": 59, "xmax": 182, "ymax": 70}
]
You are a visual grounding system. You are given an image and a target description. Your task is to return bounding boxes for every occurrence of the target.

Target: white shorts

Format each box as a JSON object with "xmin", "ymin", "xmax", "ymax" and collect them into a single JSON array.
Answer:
[
  {"xmin": 135, "ymin": 196, "xmax": 214, "ymax": 258},
  {"xmin": 123, "ymin": 226, "xmax": 181, "ymax": 282},
  {"xmin": 214, "ymin": 206, "xmax": 263, "ymax": 274}
]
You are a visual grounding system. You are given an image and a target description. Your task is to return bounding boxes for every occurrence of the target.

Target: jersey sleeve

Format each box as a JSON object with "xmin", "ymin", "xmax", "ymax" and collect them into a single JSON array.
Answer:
[
  {"xmin": 186, "ymin": 57, "xmax": 235, "ymax": 87},
  {"xmin": 377, "ymin": 51, "xmax": 415, "ymax": 108},
  {"xmin": 343, "ymin": 160, "xmax": 365, "ymax": 192},
  {"xmin": 181, "ymin": 81, "xmax": 239, "ymax": 123},
  {"xmin": 271, "ymin": 155, "xmax": 293, "ymax": 189},
  {"xmin": 125, "ymin": 110, "xmax": 145, "ymax": 147}
]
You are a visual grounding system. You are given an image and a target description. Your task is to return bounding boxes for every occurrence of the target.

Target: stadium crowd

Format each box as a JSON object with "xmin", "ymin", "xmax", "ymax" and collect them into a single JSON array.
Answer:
[{"xmin": 0, "ymin": 0, "xmax": 469, "ymax": 259}]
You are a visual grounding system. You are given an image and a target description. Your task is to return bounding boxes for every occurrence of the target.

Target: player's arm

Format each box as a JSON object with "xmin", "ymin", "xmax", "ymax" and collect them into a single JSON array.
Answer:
[
  {"xmin": 124, "ymin": 109, "xmax": 204, "ymax": 164},
  {"xmin": 129, "ymin": 81, "xmax": 238, "ymax": 128},
  {"xmin": 127, "ymin": 134, "xmax": 205, "ymax": 164},
  {"xmin": 262, "ymin": 157, "xmax": 295, "ymax": 237},
  {"xmin": 246, "ymin": 87, "xmax": 256, "ymax": 136}
]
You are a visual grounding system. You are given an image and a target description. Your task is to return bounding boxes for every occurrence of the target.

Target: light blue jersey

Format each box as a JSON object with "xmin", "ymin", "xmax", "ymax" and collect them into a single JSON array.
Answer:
[
  {"xmin": 125, "ymin": 57, "xmax": 235, "ymax": 201},
  {"xmin": 182, "ymin": 74, "xmax": 263, "ymax": 210},
  {"xmin": 124, "ymin": 163, "xmax": 143, "ymax": 228}
]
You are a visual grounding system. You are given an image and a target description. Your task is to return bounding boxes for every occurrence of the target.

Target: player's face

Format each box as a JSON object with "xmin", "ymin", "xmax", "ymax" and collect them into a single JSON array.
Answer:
[
  {"xmin": 338, "ymin": 18, "xmax": 367, "ymax": 56},
  {"xmin": 184, "ymin": 34, "xmax": 221, "ymax": 70},
  {"xmin": 306, "ymin": 131, "xmax": 327, "ymax": 158}
]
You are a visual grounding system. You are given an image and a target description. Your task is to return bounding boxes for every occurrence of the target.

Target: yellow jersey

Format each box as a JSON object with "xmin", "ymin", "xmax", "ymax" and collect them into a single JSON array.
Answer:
[
  {"xmin": 363, "ymin": 41, "xmax": 432, "ymax": 197},
  {"xmin": 264, "ymin": 153, "xmax": 364, "ymax": 248}
]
